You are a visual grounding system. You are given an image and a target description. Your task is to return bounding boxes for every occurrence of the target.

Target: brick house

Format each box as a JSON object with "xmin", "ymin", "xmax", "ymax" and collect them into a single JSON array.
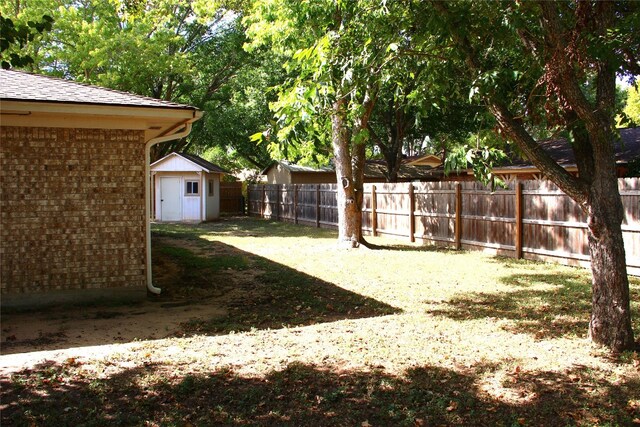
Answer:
[{"xmin": 0, "ymin": 70, "xmax": 202, "ymax": 306}]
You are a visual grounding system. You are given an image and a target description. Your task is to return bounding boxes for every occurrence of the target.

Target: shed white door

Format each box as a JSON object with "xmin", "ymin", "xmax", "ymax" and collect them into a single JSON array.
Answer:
[{"xmin": 160, "ymin": 177, "xmax": 182, "ymax": 221}]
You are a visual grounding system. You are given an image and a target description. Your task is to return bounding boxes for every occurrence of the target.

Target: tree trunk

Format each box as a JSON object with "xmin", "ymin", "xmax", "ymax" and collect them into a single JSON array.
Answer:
[
  {"xmin": 332, "ymin": 98, "xmax": 363, "ymax": 248},
  {"xmin": 587, "ymin": 194, "xmax": 634, "ymax": 351},
  {"xmin": 585, "ymin": 138, "xmax": 634, "ymax": 351}
]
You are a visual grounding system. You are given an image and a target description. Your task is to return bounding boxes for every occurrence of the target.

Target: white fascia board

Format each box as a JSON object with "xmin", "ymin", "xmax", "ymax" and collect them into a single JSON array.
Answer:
[{"xmin": 1, "ymin": 100, "xmax": 201, "ymax": 120}]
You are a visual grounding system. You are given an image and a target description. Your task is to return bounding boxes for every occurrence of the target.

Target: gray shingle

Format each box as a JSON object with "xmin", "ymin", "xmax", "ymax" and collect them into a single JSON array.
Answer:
[
  {"xmin": 0, "ymin": 69, "xmax": 196, "ymax": 110},
  {"xmin": 178, "ymin": 153, "xmax": 229, "ymax": 174}
]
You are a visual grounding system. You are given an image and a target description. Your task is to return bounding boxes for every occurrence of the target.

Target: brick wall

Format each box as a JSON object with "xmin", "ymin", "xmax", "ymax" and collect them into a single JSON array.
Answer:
[{"xmin": 0, "ymin": 127, "xmax": 147, "ymax": 294}]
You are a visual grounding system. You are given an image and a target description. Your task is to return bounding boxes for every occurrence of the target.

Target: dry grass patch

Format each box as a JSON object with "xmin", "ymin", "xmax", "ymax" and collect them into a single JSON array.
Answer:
[{"xmin": 2, "ymin": 217, "xmax": 639, "ymax": 426}]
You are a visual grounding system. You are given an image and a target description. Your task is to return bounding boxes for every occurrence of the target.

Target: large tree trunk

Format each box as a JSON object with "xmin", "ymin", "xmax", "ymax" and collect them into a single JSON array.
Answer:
[
  {"xmin": 587, "ymin": 191, "xmax": 634, "ymax": 350},
  {"xmin": 332, "ymin": 98, "xmax": 363, "ymax": 248},
  {"xmin": 490, "ymin": 100, "xmax": 635, "ymax": 352},
  {"xmin": 585, "ymin": 131, "xmax": 634, "ymax": 351}
]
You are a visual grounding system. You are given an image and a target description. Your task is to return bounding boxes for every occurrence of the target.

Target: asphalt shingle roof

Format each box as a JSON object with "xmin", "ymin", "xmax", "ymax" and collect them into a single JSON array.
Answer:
[
  {"xmin": 0, "ymin": 69, "xmax": 196, "ymax": 110},
  {"xmin": 502, "ymin": 127, "xmax": 640, "ymax": 169},
  {"xmin": 178, "ymin": 153, "xmax": 229, "ymax": 174}
]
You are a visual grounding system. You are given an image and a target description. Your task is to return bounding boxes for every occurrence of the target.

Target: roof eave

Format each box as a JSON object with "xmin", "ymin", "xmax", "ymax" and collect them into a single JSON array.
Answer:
[
  {"xmin": 1, "ymin": 99, "xmax": 201, "ymax": 120},
  {"xmin": 1, "ymin": 100, "xmax": 202, "ymax": 142}
]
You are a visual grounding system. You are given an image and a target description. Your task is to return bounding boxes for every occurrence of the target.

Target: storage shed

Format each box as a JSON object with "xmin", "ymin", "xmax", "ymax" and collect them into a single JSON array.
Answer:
[{"xmin": 151, "ymin": 152, "xmax": 228, "ymax": 222}]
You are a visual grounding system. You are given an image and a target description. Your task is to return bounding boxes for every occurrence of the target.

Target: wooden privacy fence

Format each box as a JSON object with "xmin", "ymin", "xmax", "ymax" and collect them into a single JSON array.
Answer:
[
  {"xmin": 248, "ymin": 179, "xmax": 640, "ymax": 275},
  {"xmin": 220, "ymin": 182, "xmax": 244, "ymax": 214}
]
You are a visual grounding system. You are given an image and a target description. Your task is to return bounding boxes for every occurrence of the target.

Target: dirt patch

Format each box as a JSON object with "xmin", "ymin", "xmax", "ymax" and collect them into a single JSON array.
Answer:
[{"xmin": 0, "ymin": 235, "xmax": 240, "ymax": 355}]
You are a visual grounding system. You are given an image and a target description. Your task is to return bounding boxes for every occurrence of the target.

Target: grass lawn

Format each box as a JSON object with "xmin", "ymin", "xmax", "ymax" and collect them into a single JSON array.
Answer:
[{"xmin": 2, "ymin": 217, "xmax": 640, "ymax": 426}]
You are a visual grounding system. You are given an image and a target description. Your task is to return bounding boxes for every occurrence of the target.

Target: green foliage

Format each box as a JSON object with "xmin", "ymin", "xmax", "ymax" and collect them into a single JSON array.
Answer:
[
  {"xmin": 0, "ymin": 14, "xmax": 53, "ymax": 69},
  {"xmin": 445, "ymin": 144, "xmax": 506, "ymax": 188},
  {"xmin": 245, "ymin": 0, "xmax": 410, "ymax": 159},
  {"xmin": 623, "ymin": 86, "xmax": 640, "ymax": 126}
]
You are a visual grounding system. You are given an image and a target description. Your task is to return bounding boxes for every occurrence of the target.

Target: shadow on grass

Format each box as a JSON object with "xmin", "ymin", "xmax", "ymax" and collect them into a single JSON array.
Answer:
[
  {"xmin": 365, "ymin": 241, "xmax": 465, "ymax": 254},
  {"xmin": 427, "ymin": 271, "xmax": 593, "ymax": 340},
  {"xmin": 2, "ymin": 360, "xmax": 638, "ymax": 426},
  {"xmin": 150, "ymin": 229, "xmax": 399, "ymax": 336},
  {"xmin": 0, "ymin": 223, "xmax": 397, "ymax": 354},
  {"xmin": 154, "ymin": 216, "xmax": 337, "ymax": 240}
]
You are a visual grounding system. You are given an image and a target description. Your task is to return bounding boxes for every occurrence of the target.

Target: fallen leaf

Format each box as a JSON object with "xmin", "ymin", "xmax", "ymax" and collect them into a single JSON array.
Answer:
[
  {"xmin": 517, "ymin": 418, "xmax": 526, "ymax": 425},
  {"xmin": 446, "ymin": 401, "xmax": 458, "ymax": 412}
]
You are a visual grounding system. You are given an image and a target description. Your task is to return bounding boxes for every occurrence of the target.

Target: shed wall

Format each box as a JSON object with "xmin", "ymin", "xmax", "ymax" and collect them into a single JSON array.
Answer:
[
  {"xmin": 0, "ymin": 127, "xmax": 147, "ymax": 295},
  {"xmin": 206, "ymin": 173, "xmax": 221, "ymax": 220},
  {"xmin": 291, "ymin": 172, "xmax": 337, "ymax": 184},
  {"xmin": 153, "ymin": 171, "xmax": 203, "ymax": 221}
]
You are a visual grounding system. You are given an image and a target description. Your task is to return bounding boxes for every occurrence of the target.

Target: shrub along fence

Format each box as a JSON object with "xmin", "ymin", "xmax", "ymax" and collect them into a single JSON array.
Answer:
[{"xmin": 248, "ymin": 179, "xmax": 640, "ymax": 275}]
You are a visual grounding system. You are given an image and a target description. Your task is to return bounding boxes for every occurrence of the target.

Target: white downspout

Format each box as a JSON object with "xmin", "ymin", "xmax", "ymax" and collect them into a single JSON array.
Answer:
[{"xmin": 144, "ymin": 119, "xmax": 198, "ymax": 294}]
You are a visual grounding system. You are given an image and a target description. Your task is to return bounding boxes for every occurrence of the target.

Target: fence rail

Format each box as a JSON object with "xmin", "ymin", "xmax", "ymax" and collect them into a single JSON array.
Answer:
[{"xmin": 248, "ymin": 179, "xmax": 640, "ymax": 275}]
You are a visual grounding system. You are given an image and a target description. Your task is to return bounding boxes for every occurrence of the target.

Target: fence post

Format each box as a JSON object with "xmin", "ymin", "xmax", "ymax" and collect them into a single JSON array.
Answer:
[
  {"xmin": 247, "ymin": 185, "xmax": 251, "ymax": 217},
  {"xmin": 275, "ymin": 185, "xmax": 280, "ymax": 221},
  {"xmin": 455, "ymin": 182, "xmax": 462, "ymax": 250},
  {"xmin": 515, "ymin": 181, "xmax": 523, "ymax": 259},
  {"xmin": 262, "ymin": 185, "xmax": 266, "ymax": 218},
  {"xmin": 371, "ymin": 185, "xmax": 377, "ymax": 237},
  {"xmin": 316, "ymin": 185, "xmax": 320, "ymax": 228},
  {"xmin": 294, "ymin": 184, "xmax": 298, "ymax": 224},
  {"xmin": 409, "ymin": 183, "xmax": 415, "ymax": 242}
]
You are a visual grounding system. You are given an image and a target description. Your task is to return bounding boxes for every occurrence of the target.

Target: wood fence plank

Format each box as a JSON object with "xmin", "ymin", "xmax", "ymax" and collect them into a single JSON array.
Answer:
[
  {"xmin": 409, "ymin": 184, "xmax": 415, "ymax": 242},
  {"xmin": 516, "ymin": 182, "xmax": 523, "ymax": 259},
  {"xmin": 372, "ymin": 185, "xmax": 378, "ymax": 237},
  {"xmin": 455, "ymin": 182, "xmax": 462, "ymax": 250}
]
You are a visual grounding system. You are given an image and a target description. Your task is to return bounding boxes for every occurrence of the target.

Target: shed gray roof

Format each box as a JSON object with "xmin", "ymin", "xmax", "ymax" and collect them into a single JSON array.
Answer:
[
  {"xmin": 178, "ymin": 153, "xmax": 229, "ymax": 174},
  {"xmin": 0, "ymin": 69, "xmax": 196, "ymax": 110}
]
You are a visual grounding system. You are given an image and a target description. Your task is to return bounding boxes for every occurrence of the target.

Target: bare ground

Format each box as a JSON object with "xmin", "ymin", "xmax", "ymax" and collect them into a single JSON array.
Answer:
[{"xmin": 0, "ymin": 235, "xmax": 253, "ymax": 360}]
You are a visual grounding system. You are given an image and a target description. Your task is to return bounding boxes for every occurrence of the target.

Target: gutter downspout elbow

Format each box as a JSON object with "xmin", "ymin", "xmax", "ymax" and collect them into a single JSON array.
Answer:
[{"xmin": 144, "ymin": 121, "xmax": 196, "ymax": 295}]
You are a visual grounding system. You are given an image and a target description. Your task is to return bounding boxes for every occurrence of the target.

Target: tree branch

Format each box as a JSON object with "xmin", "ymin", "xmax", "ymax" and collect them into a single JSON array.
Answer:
[{"xmin": 432, "ymin": 0, "xmax": 588, "ymax": 205}]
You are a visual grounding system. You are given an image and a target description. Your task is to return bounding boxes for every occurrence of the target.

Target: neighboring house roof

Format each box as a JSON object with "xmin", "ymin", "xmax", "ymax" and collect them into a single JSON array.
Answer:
[
  {"xmin": 496, "ymin": 127, "xmax": 640, "ymax": 172},
  {"xmin": 151, "ymin": 152, "xmax": 229, "ymax": 174},
  {"xmin": 405, "ymin": 154, "xmax": 443, "ymax": 167},
  {"xmin": 364, "ymin": 161, "xmax": 439, "ymax": 181},
  {"xmin": 0, "ymin": 69, "xmax": 195, "ymax": 110},
  {"xmin": 261, "ymin": 161, "xmax": 334, "ymax": 175},
  {"xmin": 262, "ymin": 160, "xmax": 439, "ymax": 181}
]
